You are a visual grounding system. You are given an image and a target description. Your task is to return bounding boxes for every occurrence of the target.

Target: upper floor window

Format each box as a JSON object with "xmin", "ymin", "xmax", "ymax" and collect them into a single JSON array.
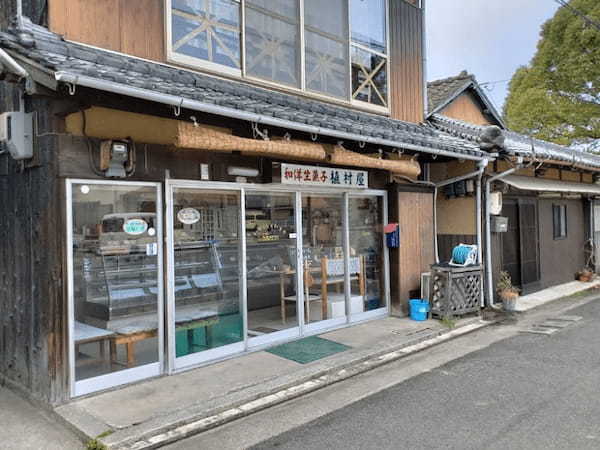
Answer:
[{"xmin": 167, "ymin": 0, "xmax": 388, "ymax": 111}]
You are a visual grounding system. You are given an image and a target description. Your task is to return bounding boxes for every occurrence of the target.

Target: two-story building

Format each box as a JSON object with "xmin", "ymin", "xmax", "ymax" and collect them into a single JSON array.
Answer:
[{"xmin": 0, "ymin": 1, "xmax": 492, "ymax": 404}]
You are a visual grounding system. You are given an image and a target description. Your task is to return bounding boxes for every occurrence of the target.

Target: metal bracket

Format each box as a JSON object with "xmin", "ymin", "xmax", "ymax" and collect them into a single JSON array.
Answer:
[
  {"xmin": 67, "ymin": 82, "xmax": 76, "ymax": 96},
  {"xmin": 251, "ymin": 122, "xmax": 269, "ymax": 141},
  {"xmin": 173, "ymin": 99, "xmax": 183, "ymax": 117}
]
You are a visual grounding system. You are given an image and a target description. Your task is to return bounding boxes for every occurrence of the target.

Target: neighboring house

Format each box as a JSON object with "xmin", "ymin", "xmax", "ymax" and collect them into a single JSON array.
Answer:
[
  {"xmin": 428, "ymin": 71, "xmax": 600, "ymax": 301},
  {"xmin": 0, "ymin": 1, "xmax": 489, "ymax": 404}
]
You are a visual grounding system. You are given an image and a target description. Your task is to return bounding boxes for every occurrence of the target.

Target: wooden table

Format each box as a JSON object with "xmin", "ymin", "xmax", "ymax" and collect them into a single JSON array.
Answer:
[
  {"xmin": 106, "ymin": 307, "xmax": 219, "ymax": 368},
  {"xmin": 74, "ymin": 321, "xmax": 115, "ymax": 366}
]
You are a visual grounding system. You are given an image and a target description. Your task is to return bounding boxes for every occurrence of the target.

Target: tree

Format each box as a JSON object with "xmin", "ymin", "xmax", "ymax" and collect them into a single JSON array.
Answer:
[{"xmin": 504, "ymin": 0, "xmax": 600, "ymax": 152}]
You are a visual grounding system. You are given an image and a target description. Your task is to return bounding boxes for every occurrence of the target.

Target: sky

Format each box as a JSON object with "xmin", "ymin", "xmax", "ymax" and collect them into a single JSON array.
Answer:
[{"xmin": 426, "ymin": 0, "xmax": 561, "ymax": 112}]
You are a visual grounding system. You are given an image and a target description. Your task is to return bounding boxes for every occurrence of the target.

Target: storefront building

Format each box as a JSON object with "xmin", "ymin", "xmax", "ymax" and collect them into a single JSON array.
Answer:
[
  {"xmin": 0, "ymin": 2, "xmax": 490, "ymax": 403},
  {"xmin": 67, "ymin": 176, "xmax": 389, "ymax": 396}
]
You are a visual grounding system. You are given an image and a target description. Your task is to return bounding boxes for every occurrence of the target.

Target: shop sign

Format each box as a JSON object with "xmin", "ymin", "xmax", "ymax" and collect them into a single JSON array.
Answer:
[
  {"xmin": 281, "ymin": 163, "xmax": 368, "ymax": 189},
  {"xmin": 123, "ymin": 218, "xmax": 148, "ymax": 235},
  {"xmin": 178, "ymin": 207, "xmax": 201, "ymax": 225}
]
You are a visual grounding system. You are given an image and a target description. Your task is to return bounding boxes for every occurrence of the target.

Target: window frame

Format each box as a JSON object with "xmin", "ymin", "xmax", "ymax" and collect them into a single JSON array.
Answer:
[
  {"xmin": 164, "ymin": 0, "xmax": 391, "ymax": 114},
  {"xmin": 553, "ymin": 204, "xmax": 568, "ymax": 240}
]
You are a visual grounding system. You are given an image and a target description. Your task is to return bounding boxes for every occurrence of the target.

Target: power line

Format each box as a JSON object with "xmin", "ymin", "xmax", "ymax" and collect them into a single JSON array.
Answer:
[
  {"xmin": 480, "ymin": 79, "xmax": 511, "ymax": 87},
  {"xmin": 553, "ymin": 0, "xmax": 600, "ymax": 32}
]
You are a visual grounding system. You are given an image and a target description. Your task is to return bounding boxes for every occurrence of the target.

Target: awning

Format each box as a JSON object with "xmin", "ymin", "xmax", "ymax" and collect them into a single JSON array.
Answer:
[{"xmin": 502, "ymin": 175, "xmax": 600, "ymax": 195}]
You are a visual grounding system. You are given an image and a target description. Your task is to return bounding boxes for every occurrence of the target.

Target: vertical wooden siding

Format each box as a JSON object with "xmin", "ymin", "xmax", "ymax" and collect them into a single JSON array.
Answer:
[
  {"xmin": 0, "ymin": 90, "xmax": 68, "ymax": 404},
  {"xmin": 439, "ymin": 92, "xmax": 496, "ymax": 126},
  {"xmin": 389, "ymin": 0, "xmax": 424, "ymax": 123},
  {"xmin": 389, "ymin": 187, "xmax": 434, "ymax": 315},
  {"xmin": 48, "ymin": 0, "xmax": 165, "ymax": 61}
]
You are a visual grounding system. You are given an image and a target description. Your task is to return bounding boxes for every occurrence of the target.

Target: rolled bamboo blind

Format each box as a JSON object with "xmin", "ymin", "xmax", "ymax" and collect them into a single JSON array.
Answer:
[{"xmin": 175, "ymin": 122, "xmax": 421, "ymax": 178}]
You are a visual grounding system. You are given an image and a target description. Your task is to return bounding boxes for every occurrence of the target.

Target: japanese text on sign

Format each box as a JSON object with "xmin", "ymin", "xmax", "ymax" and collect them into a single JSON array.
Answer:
[{"xmin": 280, "ymin": 164, "xmax": 368, "ymax": 189}]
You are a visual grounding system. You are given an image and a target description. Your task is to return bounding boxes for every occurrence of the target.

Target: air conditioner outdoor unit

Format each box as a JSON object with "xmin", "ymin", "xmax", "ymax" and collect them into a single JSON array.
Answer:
[
  {"xmin": 421, "ymin": 272, "xmax": 431, "ymax": 301},
  {"xmin": 0, "ymin": 111, "xmax": 33, "ymax": 160}
]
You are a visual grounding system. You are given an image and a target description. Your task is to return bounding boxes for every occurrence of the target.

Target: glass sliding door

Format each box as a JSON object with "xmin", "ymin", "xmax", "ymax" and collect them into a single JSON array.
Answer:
[
  {"xmin": 348, "ymin": 195, "xmax": 387, "ymax": 318},
  {"xmin": 301, "ymin": 193, "xmax": 347, "ymax": 330},
  {"xmin": 245, "ymin": 191, "xmax": 301, "ymax": 346},
  {"xmin": 168, "ymin": 186, "xmax": 244, "ymax": 369},
  {"xmin": 67, "ymin": 181, "xmax": 163, "ymax": 397}
]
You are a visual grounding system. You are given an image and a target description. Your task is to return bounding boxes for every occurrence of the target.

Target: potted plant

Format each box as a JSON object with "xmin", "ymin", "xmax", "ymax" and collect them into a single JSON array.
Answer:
[
  {"xmin": 575, "ymin": 267, "xmax": 594, "ymax": 282},
  {"xmin": 497, "ymin": 271, "xmax": 520, "ymax": 312}
]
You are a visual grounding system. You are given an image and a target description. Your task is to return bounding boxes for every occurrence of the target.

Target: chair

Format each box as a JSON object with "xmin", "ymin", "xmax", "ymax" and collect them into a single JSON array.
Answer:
[{"xmin": 280, "ymin": 265, "xmax": 322, "ymax": 324}]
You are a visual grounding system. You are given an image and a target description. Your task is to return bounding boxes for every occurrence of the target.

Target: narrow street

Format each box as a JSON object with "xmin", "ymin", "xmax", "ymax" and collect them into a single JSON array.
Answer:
[{"xmin": 168, "ymin": 295, "xmax": 600, "ymax": 450}]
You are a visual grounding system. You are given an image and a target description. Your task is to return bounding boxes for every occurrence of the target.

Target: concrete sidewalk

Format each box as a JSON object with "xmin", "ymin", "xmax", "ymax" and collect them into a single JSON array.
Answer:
[
  {"xmin": 0, "ymin": 386, "xmax": 82, "ymax": 450},
  {"xmin": 515, "ymin": 280, "xmax": 600, "ymax": 312},
  {"xmin": 55, "ymin": 315, "xmax": 488, "ymax": 450}
]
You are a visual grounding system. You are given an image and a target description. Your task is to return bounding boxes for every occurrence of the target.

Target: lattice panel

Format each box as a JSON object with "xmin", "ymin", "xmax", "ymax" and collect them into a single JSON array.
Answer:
[{"xmin": 429, "ymin": 266, "xmax": 481, "ymax": 318}]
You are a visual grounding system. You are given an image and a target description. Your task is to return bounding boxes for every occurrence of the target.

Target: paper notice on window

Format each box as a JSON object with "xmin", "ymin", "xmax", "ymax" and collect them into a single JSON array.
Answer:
[{"xmin": 146, "ymin": 242, "xmax": 158, "ymax": 256}]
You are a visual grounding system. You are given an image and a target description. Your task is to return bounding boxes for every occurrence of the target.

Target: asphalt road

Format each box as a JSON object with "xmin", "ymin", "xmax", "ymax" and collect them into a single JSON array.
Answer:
[{"xmin": 251, "ymin": 299, "xmax": 600, "ymax": 450}]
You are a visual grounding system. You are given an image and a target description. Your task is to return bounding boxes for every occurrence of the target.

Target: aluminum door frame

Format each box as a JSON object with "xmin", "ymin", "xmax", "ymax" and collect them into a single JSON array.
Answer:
[{"xmin": 66, "ymin": 179, "xmax": 165, "ymax": 398}]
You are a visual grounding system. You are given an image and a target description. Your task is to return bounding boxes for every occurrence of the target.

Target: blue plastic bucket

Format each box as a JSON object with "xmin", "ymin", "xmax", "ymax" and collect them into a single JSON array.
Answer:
[{"xmin": 409, "ymin": 299, "xmax": 429, "ymax": 321}]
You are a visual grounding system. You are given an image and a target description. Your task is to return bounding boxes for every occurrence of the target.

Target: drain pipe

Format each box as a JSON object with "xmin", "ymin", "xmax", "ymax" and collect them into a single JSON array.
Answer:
[{"xmin": 484, "ymin": 164, "xmax": 522, "ymax": 307}]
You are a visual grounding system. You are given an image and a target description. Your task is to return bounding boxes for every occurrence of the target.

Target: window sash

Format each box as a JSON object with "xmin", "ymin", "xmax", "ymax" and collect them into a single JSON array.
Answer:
[
  {"xmin": 167, "ymin": 0, "xmax": 389, "ymax": 109},
  {"xmin": 553, "ymin": 204, "xmax": 567, "ymax": 239}
]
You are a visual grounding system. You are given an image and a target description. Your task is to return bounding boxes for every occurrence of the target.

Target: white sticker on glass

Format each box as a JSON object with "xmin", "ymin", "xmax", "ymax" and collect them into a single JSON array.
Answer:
[{"xmin": 178, "ymin": 208, "xmax": 201, "ymax": 225}]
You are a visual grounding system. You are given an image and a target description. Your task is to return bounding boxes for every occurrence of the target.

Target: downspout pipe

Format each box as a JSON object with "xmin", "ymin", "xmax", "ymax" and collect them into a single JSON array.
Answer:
[
  {"xmin": 54, "ymin": 71, "xmax": 489, "ymax": 163},
  {"xmin": 484, "ymin": 165, "xmax": 522, "ymax": 307}
]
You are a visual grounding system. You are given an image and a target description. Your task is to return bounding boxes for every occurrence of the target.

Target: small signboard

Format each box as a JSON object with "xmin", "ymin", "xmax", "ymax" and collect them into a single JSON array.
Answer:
[
  {"xmin": 123, "ymin": 219, "xmax": 148, "ymax": 235},
  {"xmin": 280, "ymin": 163, "xmax": 368, "ymax": 189}
]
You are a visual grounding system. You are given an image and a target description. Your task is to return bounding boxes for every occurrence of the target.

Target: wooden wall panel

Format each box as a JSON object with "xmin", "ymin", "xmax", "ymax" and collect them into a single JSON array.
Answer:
[
  {"xmin": 0, "ymin": 90, "xmax": 68, "ymax": 404},
  {"xmin": 389, "ymin": 187, "xmax": 434, "ymax": 315},
  {"xmin": 439, "ymin": 92, "xmax": 495, "ymax": 126},
  {"xmin": 49, "ymin": 0, "xmax": 163, "ymax": 60},
  {"xmin": 120, "ymin": 0, "xmax": 165, "ymax": 61},
  {"xmin": 389, "ymin": 0, "xmax": 424, "ymax": 123}
]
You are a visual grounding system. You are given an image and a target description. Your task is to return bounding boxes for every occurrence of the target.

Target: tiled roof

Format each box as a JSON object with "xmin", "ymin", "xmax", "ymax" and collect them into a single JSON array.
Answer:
[
  {"xmin": 427, "ymin": 71, "xmax": 505, "ymax": 127},
  {"xmin": 430, "ymin": 114, "xmax": 600, "ymax": 170},
  {"xmin": 427, "ymin": 71, "xmax": 474, "ymax": 114},
  {"xmin": 0, "ymin": 20, "xmax": 488, "ymax": 161}
]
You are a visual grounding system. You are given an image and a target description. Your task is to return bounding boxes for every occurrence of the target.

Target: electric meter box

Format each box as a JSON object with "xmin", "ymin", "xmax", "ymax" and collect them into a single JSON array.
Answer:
[
  {"xmin": 0, "ymin": 111, "xmax": 33, "ymax": 160},
  {"xmin": 491, "ymin": 216, "xmax": 508, "ymax": 233}
]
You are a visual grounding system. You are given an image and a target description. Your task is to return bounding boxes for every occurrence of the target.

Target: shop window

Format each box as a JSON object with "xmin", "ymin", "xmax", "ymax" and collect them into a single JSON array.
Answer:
[
  {"xmin": 167, "ymin": 0, "xmax": 389, "ymax": 111},
  {"xmin": 348, "ymin": 196, "xmax": 385, "ymax": 311},
  {"xmin": 69, "ymin": 182, "xmax": 162, "ymax": 394},
  {"xmin": 553, "ymin": 204, "xmax": 567, "ymax": 240}
]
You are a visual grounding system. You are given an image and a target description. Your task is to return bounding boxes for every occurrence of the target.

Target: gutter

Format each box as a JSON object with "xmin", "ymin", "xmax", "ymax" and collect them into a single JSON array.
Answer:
[
  {"xmin": 0, "ymin": 48, "xmax": 29, "ymax": 80},
  {"xmin": 54, "ymin": 71, "xmax": 488, "ymax": 162}
]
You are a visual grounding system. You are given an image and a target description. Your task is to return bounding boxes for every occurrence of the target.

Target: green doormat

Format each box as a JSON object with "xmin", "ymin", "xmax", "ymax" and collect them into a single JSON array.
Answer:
[{"xmin": 267, "ymin": 336, "xmax": 351, "ymax": 364}]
